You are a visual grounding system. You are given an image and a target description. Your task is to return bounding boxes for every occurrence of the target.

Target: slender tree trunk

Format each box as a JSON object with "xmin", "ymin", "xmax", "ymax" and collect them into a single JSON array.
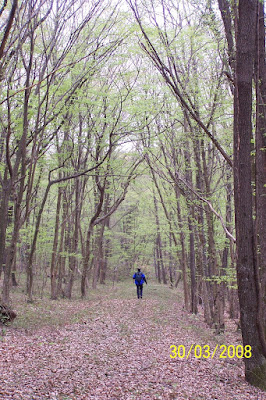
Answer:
[
  {"xmin": 224, "ymin": 171, "xmax": 239, "ymax": 320},
  {"xmin": 168, "ymin": 234, "xmax": 173, "ymax": 285},
  {"xmin": 255, "ymin": 0, "xmax": 266, "ymax": 336},
  {"xmin": 176, "ymin": 196, "xmax": 189, "ymax": 310},
  {"xmin": 92, "ymin": 224, "xmax": 105, "ymax": 289},
  {"xmin": 81, "ymin": 229, "xmax": 93, "ymax": 297},
  {"xmin": 183, "ymin": 132, "xmax": 198, "ymax": 314},
  {"xmin": 154, "ymin": 241, "xmax": 161, "ymax": 283},
  {"xmin": 97, "ymin": 192, "xmax": 111, "ymax": 286},
  {"xmin": 1, "ymin": 175, "xmax": 12, "ymax": 303},
  {"xmin": 153, "ymin": 194, "xmax": 166, "ymax": 284},
  {"xmin": 100, "ymin": 216, "xmax": 110, "ymax": 284},
  {"xmin": 188, "ymin": 211, "xmax": 197, "ymax": 314},
  {"xmin": 11, "ymin": 252, "xmax": 18, "ymax": 287},
  {"xmin": 27, "ymin": 182, "xmax": 51, "ymax": 302},
  {"xmin": 202, "ymin": 278, "xmax": 212, "ymax": 325},
  {"xmin": 64, "ymin": 187, "xmax": 77, "ymax": 300},
  {"xmin": 2, "ymin": 68, "xmax": 31, "ymax": 302},
  {"xmin": 50, "ymin": 185, "xmax": 62, "ymax": 299},
  {"xmin": 56, "ymin": 197, "xmax": 67, "ymax": 298},
  {"xmin": 206, "ymin": 208, "xmax": 225, "ymax": 332}
]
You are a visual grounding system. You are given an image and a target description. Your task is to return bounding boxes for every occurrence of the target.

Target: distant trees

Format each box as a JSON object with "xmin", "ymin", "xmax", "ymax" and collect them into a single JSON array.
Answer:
[
  {"xmin": 128, "ymin": 0, "xmax": 235, "ymax": 332},
  {"xmin": 0, "ymin": 0, "xmax": 142, "ymax": 303}
]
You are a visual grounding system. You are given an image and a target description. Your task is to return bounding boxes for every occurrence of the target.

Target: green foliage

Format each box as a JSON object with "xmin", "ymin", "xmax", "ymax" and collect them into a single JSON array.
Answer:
[{"xmin": 1, "ymin": 0, "xmax": 237, "ymax": 305}]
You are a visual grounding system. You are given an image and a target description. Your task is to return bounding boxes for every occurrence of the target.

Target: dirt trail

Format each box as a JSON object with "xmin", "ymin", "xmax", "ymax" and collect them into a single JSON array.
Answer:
[{"xmin": 0, "ymin": 285, "xmax": 265, "ymax": 400}]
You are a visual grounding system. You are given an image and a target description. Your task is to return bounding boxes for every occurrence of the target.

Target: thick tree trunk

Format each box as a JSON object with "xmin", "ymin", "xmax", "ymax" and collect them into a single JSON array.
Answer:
[{"xmin": 235, "ymin": 0, "xmax": 266, "ymax": 388}]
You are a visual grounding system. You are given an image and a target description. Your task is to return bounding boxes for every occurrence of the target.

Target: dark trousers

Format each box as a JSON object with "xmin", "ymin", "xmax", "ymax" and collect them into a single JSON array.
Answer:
[{"xmin": 136, "ymin": 284, "xmax": 143, "ymax": 298}]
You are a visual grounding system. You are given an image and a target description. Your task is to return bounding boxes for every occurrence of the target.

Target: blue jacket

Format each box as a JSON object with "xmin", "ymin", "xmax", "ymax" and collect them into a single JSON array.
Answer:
[{"xmin": 133, "ymin": 272, "xmax": 147, "ymax": 286}]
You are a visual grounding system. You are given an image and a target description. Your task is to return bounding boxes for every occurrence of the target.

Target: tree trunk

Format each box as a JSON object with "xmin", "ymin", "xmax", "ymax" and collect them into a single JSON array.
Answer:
[
  {"xmin": 50, "ymin": 184, "xmax": 62, "ymax": 299},
  {"xmin": 99, "ymin": 216, "xmax": 110, "ymax": 284},
  {"xmin": 183, "ymin": 133, "xmax": 198, "ymax": 314},
  {"xmin": 167, "ymin": 233, "xmax": 174, "ymax": 285},
  {"xmin": 56, "ymin": 198, "xmax": 67, "ymax": 298},
  {"xmin": 235, "ymin": 0, "xmax": 266, "ymax": 388},
  {"xmin": 176, "ymin": 196, "xmax": 189, "ymax": 310},
  {"xmin": 81, "ymin": 229, "xmax": 93, "ymax": 297},
  {"xmin": 1, "ymin": 176, "xmax": 12, "ymax": 304},
  {"xmin": 92, "ymin": 224, "xmax": 105, "ymax": 289},
  {"xmin": 153, "ymin": 194, "xmax": 166, "ymax": 284},
  {"xmin": 255, "ymin": 0, "xmax": 266, "ymax": 337},
  {"xmin": 188, "ymin": 212, "xmax": 197, "ymax": 314}
]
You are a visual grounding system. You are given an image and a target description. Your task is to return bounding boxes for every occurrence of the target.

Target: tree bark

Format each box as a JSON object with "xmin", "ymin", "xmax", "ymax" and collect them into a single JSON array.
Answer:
[
  {"xmin": 175, "ymin": 193, "xmax": 189, "ymax": 310},
  {"xmin": 187, "ymin": 211, "xmax": 197, "ymax": 314},
  {"xmin": 99, "ymin": 215, "xmax": 110, "ymax": 284},
  {"xmin": 50, "ymin": 184, "xmax": 62, "ymax": 299},
  {"xmin": 153, "ymin": 193, "xmax": 167, "ymax": 284},
  {"xmin": 235, "ymin": 0, "xmax": 266, "ymax": 388},
  {"xmin": 255, "ymin": 0, "xmax": 266, "ymax": 337}
]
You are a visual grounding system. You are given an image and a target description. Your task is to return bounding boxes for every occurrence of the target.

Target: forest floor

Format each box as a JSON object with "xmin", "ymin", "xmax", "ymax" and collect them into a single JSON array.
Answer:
[{"xmin": 0, "ymin": 281, "xmax": 265, "ymax": 400}]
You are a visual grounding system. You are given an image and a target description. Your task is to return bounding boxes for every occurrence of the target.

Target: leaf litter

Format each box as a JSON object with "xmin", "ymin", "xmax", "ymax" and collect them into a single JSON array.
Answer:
[{"xmin": 0, "ymin": 286, "xmax": 265, "ymax": 400}]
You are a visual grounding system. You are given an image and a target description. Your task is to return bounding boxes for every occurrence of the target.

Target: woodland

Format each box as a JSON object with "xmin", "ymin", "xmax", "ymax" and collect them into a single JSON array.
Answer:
[{"xmin": 0, "ymin": 0, "xmax": 266, "ymax": 398}]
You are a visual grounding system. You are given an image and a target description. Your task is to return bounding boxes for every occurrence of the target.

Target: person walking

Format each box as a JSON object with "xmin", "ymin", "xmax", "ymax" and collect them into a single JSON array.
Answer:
[{"xmin": 132, "ymin": 268, "xmax": 147, "ymax": 299}]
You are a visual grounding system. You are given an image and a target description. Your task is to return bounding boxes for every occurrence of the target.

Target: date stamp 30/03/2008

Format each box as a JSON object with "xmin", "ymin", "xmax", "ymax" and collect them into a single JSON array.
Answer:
[{"xmin": 170, "ymin": 344, "xmax": 252, "ymax": 360}]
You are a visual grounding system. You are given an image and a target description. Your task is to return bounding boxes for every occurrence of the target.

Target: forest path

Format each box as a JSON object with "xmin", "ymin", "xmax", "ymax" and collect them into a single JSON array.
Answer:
[{"xmin": 0, "ymin": 283, "xmax": 265, "ymax": 400}]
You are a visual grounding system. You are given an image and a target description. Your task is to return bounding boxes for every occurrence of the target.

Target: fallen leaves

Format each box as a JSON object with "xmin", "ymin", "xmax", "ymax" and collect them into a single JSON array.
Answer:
[{"xmin": 0, "ymin": 287, "xmax": 265, "ymax": 400}]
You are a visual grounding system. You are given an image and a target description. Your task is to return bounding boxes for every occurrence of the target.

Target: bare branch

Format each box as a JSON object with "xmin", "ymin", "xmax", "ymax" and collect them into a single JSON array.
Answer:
[{"xmin": 0, "ymin": 0, "xmax": 17, "ymax": 62}]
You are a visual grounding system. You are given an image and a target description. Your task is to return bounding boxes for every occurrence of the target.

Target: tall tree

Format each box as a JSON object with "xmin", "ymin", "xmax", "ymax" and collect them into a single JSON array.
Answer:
[
  {"xmin": 254, "ymin": 0, "xmax": 266, "ymax": 337},
  {"xmin": 234, "ymin": 0, "xmax": 266, "ymax": 389}
]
